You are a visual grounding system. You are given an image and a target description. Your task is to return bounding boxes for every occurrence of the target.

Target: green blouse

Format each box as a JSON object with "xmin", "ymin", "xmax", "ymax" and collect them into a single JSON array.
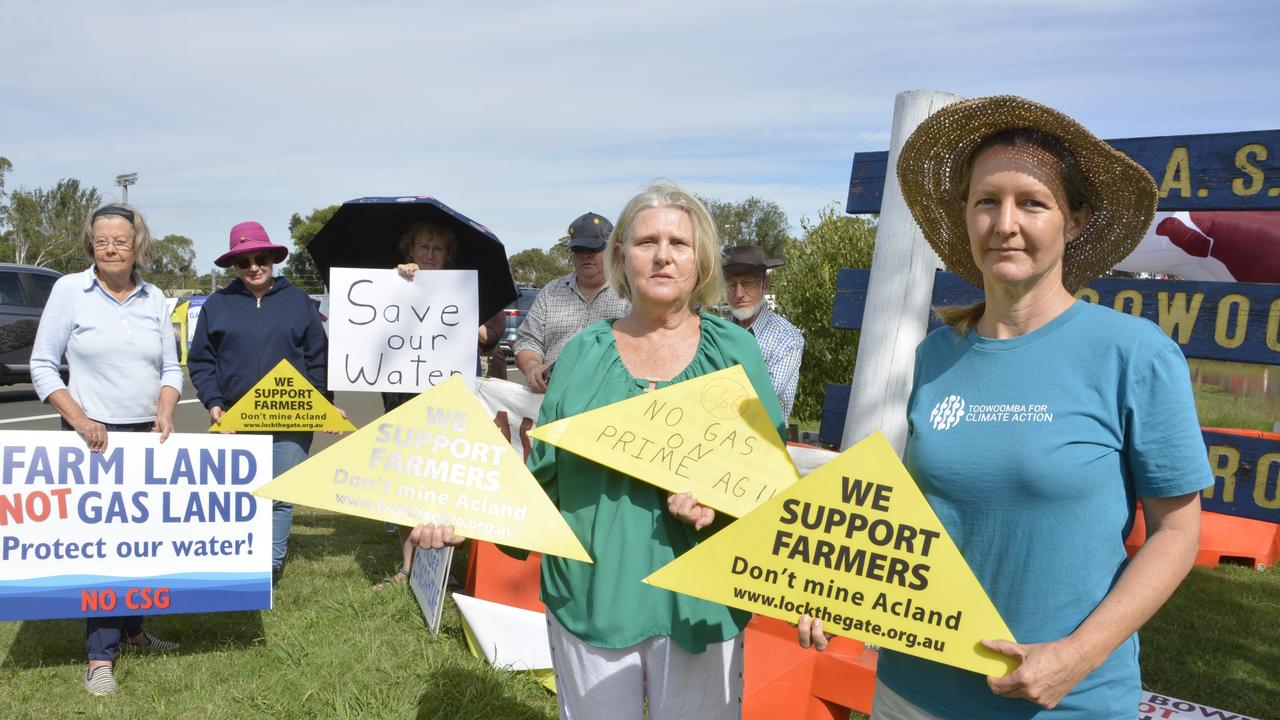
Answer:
[{"xmin": 527, "ymin": 312, "xmax": 786, "ymax": 654}]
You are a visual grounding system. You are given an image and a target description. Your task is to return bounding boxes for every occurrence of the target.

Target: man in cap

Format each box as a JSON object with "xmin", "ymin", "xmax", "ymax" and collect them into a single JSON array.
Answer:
[
  {"xmin": 723, "ymin": 245, "xmax": 803, "ymax": 418},
  {"xmin": 515, "ymin": 212, "xmax": 630, "ymax": 392}
]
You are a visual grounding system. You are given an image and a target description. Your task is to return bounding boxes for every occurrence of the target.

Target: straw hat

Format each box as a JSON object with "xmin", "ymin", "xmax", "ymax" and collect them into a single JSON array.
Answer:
[{"xmin": 896, "ymin": 95, "xmax": 1157, "ymax": 291}]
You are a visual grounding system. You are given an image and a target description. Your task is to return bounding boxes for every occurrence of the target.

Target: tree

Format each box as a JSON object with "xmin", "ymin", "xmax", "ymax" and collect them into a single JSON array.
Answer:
[
  {"xmin": 771, "ymin": 204, "xmax": 876, "ymax": 423},
  {"xmin": 508, "ymin": 247, "xmax": 569, "ymax": 287},
  {"xmin": 283, "ymin": 205, "xmax": 338, "ymax": 293},
  {"xmin": 1, "ymin": 178, "xmax": 101, "ymax": 272},
  {"xmin": 700, "ymin": 195, "xmax": 794, "ymax": 258},
  {"xmin": 0, "ymin": 157, "xmax": 11, "ymax": 224},
  {"xmin": 147, "ymin": 234, "xmax": 198, "ymax": 292}
]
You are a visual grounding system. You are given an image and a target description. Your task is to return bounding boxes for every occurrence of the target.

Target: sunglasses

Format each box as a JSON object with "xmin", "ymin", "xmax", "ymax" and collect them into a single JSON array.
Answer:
[
  {"xmin": 570, "ymin": 246, "xmax": 602, "ymax": 255},
  {"xmin": 233, "ymin": 254, "xmax": 273, "ymax": 270}
]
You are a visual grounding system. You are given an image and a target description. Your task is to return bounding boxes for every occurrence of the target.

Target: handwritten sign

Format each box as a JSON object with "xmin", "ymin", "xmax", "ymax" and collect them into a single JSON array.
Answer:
[
  {"xmin": 328, "ymin": 268, "xmax": 479, "ymax": 393},
  {"xmin": 644, "ymin": 432, "xmax": 1016, "ymax": 676},
  {"xmin": 847, "ymin": 130, "xmax": 1280, "ymax": 214},
  {"xmin": 0, "ymin": 432, "xmax": 273, "ymax": 621},
  {"xmin": 255, "ymin": 375, "xmax": 590, "ymax": 562},
  {"xmin": 212, "ymin": 359, "xmax": 355, "ymax": 432},
  {"xmin": 528, "ymin": 365, "xmax": 799, "ymax": 517},
  {"xmin": 409, "ymin": 546, "xmax": 454, "ymax": 634}
]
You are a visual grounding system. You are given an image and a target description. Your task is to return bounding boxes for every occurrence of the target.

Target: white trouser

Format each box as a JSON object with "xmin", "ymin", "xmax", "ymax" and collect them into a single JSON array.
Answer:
[
  {"xmin": 545, "ymin": 611, "xmax": 743, "ymax": 720},
  {"xmin": 872, "ymin": 679, "xmax": 945, "ymax": 720}
]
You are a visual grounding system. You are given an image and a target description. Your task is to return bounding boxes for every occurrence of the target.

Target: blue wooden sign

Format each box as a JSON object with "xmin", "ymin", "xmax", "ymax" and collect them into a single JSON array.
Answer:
[
  {"xmin": 846, "ymin": 130, "xmax": 1280, "ymax": 214},
  {"xmin": 834, "ymin": 270, "xmax": 1280, "ymax": 366},
  {"xmin": 1201, "ymin": 430, "xmax": 1280, "ymax": 524}
]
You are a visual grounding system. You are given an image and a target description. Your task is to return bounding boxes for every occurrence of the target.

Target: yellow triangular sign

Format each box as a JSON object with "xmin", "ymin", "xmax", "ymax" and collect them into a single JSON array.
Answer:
[
  {"xmin": 211, "ymin": 359, "xmax": 356, "ymax": 432},
  {"xmin": 528, "ymin": 365, "xmax": 799, "ymax": 517},
  {"xmin": 643, "ymin": 432, "xmax": 1017, "ymax": 676},
  {"xmin": 255, "ymin": 375, "xmax": 590, "ymax": 562}
]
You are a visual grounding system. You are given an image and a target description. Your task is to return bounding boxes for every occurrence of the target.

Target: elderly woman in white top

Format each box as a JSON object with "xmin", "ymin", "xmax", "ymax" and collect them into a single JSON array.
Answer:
[{"xmin": 30, "ymin": 203, "xmax": 183, "ymax": 696}]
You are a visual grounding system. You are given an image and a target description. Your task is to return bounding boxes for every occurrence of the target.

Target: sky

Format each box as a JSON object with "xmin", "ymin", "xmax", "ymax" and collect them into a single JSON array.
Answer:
[{"xmin": 3, "ymin": 0, "xmax": 1278, "ymax": 273}]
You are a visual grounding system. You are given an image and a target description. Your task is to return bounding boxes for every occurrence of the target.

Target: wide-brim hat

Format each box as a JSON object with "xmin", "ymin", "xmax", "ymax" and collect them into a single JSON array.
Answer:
[
  {"xmin": 722, "ymin": 245, "xmax": 785, "ymax": 274},
  {"xmin": 216, "ymin": 220, "xmax": 289, "ymax": 268},
  {"xmin": 896, "ymin": 95, "xmax": 1158, "ymax": 291}
]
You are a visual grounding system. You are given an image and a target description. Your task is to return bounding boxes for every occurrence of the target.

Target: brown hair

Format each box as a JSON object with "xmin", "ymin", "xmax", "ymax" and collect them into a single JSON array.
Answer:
[{"xmin": 398, "ymin": 221, "xmax": 458, "ymax": 267}]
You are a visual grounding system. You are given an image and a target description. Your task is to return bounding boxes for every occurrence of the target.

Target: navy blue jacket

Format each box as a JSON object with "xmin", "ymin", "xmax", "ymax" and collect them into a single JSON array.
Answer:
[{"xmin": 188, "ymin": 276, "xmax": 330, "ymax": 411}]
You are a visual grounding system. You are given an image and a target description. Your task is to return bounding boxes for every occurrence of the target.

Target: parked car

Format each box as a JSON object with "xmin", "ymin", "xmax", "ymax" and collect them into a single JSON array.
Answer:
[
  {"xmin": 0, "ymin": 263, "xmax": 63, "ymax": 385},
  {"xmin": 499, "ymin": 286, "xmax": 540, "ymax": 362}
]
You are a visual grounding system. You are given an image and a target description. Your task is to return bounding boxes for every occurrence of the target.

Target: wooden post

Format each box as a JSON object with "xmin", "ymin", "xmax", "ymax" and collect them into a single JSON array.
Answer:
[{"xmin": 840, "ymin": 90, "xmax": 960, "ymax": 454}]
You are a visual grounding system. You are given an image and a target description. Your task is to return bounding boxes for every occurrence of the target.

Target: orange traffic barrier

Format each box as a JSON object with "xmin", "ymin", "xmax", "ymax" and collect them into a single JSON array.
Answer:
[
  {"xmin": 743, "ymin": 616, "xmax": 877, "ymax": 719},
  {"xmin": 465, "ymin": 541, "xmax": 881, "ymax": 717},
  {"xmin": 464, "ymin": 541, "xmax": 545, "ymax": 613},
  {"xmin": 1126, "ymin": 506, "xmax": 1280, "ymax": 571}
]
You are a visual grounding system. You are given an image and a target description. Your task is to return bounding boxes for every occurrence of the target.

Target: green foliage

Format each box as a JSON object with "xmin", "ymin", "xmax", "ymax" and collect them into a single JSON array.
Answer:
[
  {"xmin": 0, "ymin": 178, "xmax": 101, "ymax": 273},
  {"xmin": 146, "ymin": 234, "xmax": 198, "ymax": 292},
  {"xmin": 509, "ymin": 246, "xmax": 569, "ymax": 287},
  {"xmin": 700, "ymin": 195, "xmax": 794, "ymax": 258},
  {"xmin": 772, "ymin": 204, "xmax": 876, "ymax": 422},
  {"xmin": 284, "ymin": 206, "xmax": 338, "ymax": 293}
]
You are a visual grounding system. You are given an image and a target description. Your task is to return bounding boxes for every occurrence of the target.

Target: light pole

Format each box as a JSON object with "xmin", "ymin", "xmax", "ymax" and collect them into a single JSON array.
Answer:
[{"xmin": 115, "ymin": 173, "xmax": 137, "ymax": 203}]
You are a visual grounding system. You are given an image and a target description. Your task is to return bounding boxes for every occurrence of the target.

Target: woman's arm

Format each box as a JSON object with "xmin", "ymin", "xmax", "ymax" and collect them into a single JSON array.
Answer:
[
  {"xmin": 479, "ymin": 310, "xmax": 504, "ymax": 352},
  {"xmin": 984, "ymin": 492, "xmax": 1201, "ymax": 709},
  {"xmin": 47, "ymin": 389, "xmax": 108, "ymax": 453},
  {"xmin": 153, "ymin": 386, "xmax": 181, "ymax": 442}
]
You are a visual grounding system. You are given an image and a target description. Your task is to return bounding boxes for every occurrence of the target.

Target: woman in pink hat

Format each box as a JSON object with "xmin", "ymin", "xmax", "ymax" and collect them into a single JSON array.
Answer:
[{"xmin": 188, "ymin": 221, "xmax": 334, "ymax": 587}]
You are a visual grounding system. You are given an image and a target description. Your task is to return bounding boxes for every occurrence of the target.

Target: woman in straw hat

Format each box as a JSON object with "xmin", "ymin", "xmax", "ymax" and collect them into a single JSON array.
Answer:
[{"xmin": 799, "ymin": 97, "xmax": 1211, "ymax": 718}]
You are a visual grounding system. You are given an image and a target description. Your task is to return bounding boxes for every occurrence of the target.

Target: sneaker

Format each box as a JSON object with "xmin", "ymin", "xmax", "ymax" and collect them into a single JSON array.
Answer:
[
  {"xmin": 85, "ymin": 665, "xmax": 117, "ymax": 695},
  {"xmin": 122, "ymin": 631, "xmax": 179, "ymax": 653},
  {"xmin": 272, "ymin": 566, "xmax": 283, "ymax": 588}
]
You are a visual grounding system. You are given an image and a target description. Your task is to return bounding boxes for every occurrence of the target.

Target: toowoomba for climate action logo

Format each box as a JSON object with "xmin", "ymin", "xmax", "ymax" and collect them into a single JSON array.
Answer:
[{"xmin": 928, "ymin": 395, "xmax": 1054, "ymax": 431}]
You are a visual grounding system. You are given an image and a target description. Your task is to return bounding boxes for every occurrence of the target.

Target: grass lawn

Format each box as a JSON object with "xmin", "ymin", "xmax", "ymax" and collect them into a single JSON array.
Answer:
[{"xmin": 0, "ymin": 508, "xmax": 559, "ymax": 720}]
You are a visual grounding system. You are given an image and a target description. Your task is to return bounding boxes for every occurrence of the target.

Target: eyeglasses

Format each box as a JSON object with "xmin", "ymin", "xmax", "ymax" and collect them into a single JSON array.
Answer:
[
  {"xmin": 570, "ymin": 246, "xmax": 601, "ymax": 255},
  {"xmin": 233, "ymin": 254, "xmax": 273, "ymax": 270},
  {"xmin": 727, "ymin": 277, "xmax": 763, "ymax": 292},
  {"xmin": 92, "ymin": 237, "xmax": 133, "ymax": 251}
]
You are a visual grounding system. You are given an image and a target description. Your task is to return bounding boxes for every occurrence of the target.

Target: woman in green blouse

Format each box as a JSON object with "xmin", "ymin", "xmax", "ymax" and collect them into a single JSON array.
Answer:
[
  {"xmin": 410, "ymin": 181, "xmax": 785, "ymax": 717},
  {"xmin": 529, "ymin": 181, "xmax": 785, "ymax": 719}
]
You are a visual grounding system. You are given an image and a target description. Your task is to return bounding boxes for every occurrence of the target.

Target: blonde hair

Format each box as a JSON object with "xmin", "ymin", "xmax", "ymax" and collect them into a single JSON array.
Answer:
[
  {"xmin": 398, "ymin": 221, "xmax": 458, "ymax": 267},
  {"xmin": 605, "ymin": 180, "xmax": 725, "ymax": 308},
  {"xmin": 82, "ymin": 203, "xmax": 153, "ymax": 269}
]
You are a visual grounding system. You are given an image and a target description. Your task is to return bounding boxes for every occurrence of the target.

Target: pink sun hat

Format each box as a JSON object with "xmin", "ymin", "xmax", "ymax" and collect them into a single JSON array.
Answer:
[{"xmin": 215, "ymin": 221, "xmax": 290, "ymax": 268}]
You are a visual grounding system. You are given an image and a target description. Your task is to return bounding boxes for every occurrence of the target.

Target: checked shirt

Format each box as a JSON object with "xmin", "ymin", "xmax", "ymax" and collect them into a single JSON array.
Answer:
[{"xmin": 514, "ymin": 273, "xmax": 630, "ymax": 366}]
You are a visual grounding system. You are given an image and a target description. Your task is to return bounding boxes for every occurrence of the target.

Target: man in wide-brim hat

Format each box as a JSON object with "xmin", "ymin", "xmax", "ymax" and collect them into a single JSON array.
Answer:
[{"xmin": 722, "ymin": 245, "xmax": 803, "ymax": 418}]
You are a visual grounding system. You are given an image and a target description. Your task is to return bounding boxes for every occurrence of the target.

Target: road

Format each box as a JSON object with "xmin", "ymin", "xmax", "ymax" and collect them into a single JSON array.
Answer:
[{"xmin": 0, "ymin": 365, "xmax": 524, "ymax": 453}]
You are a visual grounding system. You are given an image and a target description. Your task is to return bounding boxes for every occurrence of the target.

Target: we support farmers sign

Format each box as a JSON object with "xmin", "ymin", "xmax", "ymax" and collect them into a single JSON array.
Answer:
[{"xmin": 0, "ymin": 432, "xmax": 273, "ymax": 621}]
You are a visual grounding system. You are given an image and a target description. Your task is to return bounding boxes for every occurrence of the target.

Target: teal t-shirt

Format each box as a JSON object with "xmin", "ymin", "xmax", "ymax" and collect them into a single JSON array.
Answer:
[
  {"xmin": 527, "ymin": 312, "xmax": 787, "ymax": 654},
  {"xmin": 878, "ymin": 301, "xmax": 1211, "ymax": 720}
]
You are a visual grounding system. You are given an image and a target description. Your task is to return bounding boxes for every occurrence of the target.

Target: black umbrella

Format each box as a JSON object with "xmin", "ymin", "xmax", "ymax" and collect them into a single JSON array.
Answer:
[{"xmin": 307, "ymin": 195, "xmax": 517, "ymax": 319}]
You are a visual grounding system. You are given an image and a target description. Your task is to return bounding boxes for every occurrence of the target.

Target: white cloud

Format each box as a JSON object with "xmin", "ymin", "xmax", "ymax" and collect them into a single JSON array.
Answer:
[{"xmin": 3, "ymin": 0, "xmax": 1277, "ymax": 272}]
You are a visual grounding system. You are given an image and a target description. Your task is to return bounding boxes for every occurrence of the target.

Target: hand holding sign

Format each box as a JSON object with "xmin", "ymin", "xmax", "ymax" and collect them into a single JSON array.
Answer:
[
  {"xmin": 643, "ymin": 432, "xmax": 1016, "ymax": 676},
  {"xmin": 255, "ymin": 375, "xmax": 590, "ymax": 562},
  {"xmin": 211, "ymin": 359, "xmax": 354, "ymax": 433},
  {"xmin": 528, "ymin": 365, "xmax": 799, "ymax": 517}
]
